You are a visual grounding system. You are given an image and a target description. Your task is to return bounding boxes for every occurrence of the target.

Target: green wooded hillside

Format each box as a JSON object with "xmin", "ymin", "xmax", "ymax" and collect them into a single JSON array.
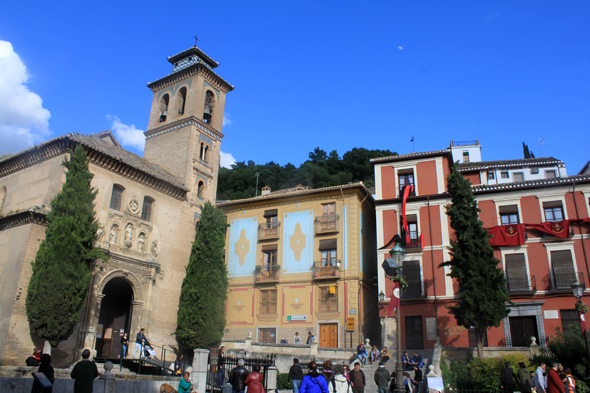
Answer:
[{"xmin": 216, "ymin": 147, "xmax": 396, "ymax": 201}]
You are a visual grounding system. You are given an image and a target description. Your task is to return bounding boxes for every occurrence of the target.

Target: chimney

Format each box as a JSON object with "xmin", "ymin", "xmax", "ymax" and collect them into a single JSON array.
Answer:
[{"xmin": 261, "ymin": 186, "xmax": 271, "ymax": 196}]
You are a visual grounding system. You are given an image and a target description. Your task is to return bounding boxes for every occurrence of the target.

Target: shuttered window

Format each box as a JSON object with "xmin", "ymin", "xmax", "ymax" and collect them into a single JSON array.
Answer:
[
  {"xmin": 551, "ymin": 250, "xmax": 576, "ymax": 289},
  {"xmin": 505, "ymin": 253, "xmax": 529, "ymax": 291},
  {"xmin": 402, "ymin": 261, "xmax": 422, "ymax": 298},
  {"xmin": 260, "ymin": 289, "xmax": 277, "ymax": 314},
  {"xmin": 319, "ymin": 286, "xmax": 338, "ymax": 312},
  {"xmin": 560, "ymin": 309, "xmax": 580, "ymax": 335},
  {"xmin": 258, "ymin": 328, "xmax": 276, "ymax": 343}
]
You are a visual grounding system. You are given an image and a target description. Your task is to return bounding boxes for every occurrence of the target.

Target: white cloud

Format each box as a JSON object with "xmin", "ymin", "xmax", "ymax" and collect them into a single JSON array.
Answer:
[
  {"xmin": 223, "ymin": 113, "xmax": 232, "ymax": 127},
  {"xmin": 0, "ymin": 40, "xmax": 51, "ymax": 155},
  {"xmin": 220, "ymin": 151, "xmax": 236, "ymax": 169},
  {"xmin": 107, "ymin": 115, "xmax": 145, "ymax": 152},
  {"xmin": 398, "ymin": 46, "xmax": 403, "ymax": 50}
]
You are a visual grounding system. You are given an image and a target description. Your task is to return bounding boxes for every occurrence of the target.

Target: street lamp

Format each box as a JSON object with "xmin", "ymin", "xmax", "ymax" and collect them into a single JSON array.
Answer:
[
  {"xmin": 381, "ymin": 237, "xmax": 405, "ymax": 393},
  {"xmin": 378, "ymin": 291, "xmax": 386, "ymax": 303},
  {"xmin": 571, "ymin": 281, "xmax": 590, "ymax": 369}
]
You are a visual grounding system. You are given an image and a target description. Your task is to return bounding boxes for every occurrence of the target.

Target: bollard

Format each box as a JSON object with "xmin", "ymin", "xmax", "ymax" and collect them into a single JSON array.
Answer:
[
  {"xmin": 193, "ymin": 348, "xmax": 210, "ymax": 393},
  {"xmin": 266, "ymin": 365, "xmax": 277, "ymax": 393},
  {"xmin": 100, "ymin": 361, "xmax": 116, "ymax": 393}
]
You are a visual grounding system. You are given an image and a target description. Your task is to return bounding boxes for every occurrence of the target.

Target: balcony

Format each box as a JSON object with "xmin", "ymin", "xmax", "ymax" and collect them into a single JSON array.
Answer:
[
  {"xmin": 401, "ymin": 232, "xmax": 423, "ymax": 249},
  {"xmin": 258, "ymin": 222, "xmax": 281, "ymax": 240},
  {"xmin": 547, "ymin": 272, "xmax": 585, "ymax": 291},
  {"xmin": 506, "ymin": 275, "xmax": 536, "ymax": 293},
  {"xmin": 314, "ymin": 214, "xmax": 339, "ymax": 234},
  {"xmin": 313, "ymin": 260, "xmax": 341, "ymax": 280},
  {"xmin": 255, "ymin": 264, "xmax": 281, "ymax": 283},
  {"xmin": 401, "ymin": 280, "xmax": 428, "ymax": 299}
]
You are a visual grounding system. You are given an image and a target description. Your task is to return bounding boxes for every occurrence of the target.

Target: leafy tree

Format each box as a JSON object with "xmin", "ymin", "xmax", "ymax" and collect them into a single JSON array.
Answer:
[
  {"xmin": 26, "ymin": 145, "xmax": 107, "ymax": 347},
  {"xmin": 440, "ymin": 164, "xmax": 511, "ymax": 357},
  {"xmin": 522, "ymin": 142, "xmax": 535, "ymax": 159},
  {"xmin": 175, "ymin": 202, "xmax": 229, "ymax": 349}
]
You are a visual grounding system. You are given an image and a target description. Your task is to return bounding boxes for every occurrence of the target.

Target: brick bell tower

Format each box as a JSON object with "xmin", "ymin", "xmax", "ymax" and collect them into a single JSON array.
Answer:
[{"xmin": 143, "ymin": 46, "xmax": 234, "ymax": 208}]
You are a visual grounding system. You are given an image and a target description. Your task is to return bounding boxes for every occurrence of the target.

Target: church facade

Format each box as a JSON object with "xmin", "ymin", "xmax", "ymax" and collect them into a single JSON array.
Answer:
[{"xmin": 0, "ymin": 46, "xmax": 233, "ymax": 366}]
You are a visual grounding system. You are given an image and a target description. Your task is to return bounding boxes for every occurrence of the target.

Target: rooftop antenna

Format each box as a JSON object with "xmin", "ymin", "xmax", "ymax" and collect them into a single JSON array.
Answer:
[
  {"xmin": 538, "ymin": 137, "xmax": 546, "ymax": 157},
  {"xmin": 410, "ymin": 136, "xmax": 415, "ymax": 152},
  {"xmin": 193, "ymin": 34, "xmax": 199, "ymax": 47}
]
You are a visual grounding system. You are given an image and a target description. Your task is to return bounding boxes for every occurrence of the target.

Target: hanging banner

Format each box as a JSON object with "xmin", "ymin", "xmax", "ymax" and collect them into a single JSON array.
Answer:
[
  {"xmin": 526, "ymin": 220, "xmax": 571, "ymax": 239},
  {"xmin": 488, "ymin": 224, "xmax": 525, "ymax": 246},
  {"xmin": 386, "ymin": 281, "xmax": 400, "ymax": 317},
  {"xmin": 401, "ymin": 185, "xmax": 414, "ymax": 244}
]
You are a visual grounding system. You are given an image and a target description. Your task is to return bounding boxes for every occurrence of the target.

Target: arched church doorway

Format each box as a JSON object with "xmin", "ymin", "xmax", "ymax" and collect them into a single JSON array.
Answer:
[{"xmin": 95, "ymin": 277, "xmax": 134, "ymax": 358}]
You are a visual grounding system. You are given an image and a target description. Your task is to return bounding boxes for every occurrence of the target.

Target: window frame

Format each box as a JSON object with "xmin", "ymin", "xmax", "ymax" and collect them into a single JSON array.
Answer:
[
  {"xmin": 513, "ymin": 172, "xmax": 524, "ymax": 182},
  {"xmin": 537, "ymin": 196, "xmax": 568, "ymax": 222},
  {"xmin": 109, "ymin": 184, "xmax": 125, "ymax": 211},
  {"xmin": 500, "ymin": 246, "xmax": 532, "ymax": 292},
  {"xmin": 487, "ymin": 171, "xmax": 495, "ymax": 180},
  {"xmin": 141, "ymin": 196, "xmax": 154, "ymax": 222},
  {"xmin": 259, "ymin": 289, "xmax": 278, "ymax": 314},
  {"xmin": 543, "ymin": 241, "xmax": 578, "ymax": 290},
  {"xmin": 501, "ymin": 171, "xmax": 509, "ymax": 179},
  {"xmin": 545, "ymin": 170, "xmax": 556, "ymax": 179},
  {"xmin": 257, "ymin": 327, "xmax": 277, "ymax": 344},
  {"xmin": 319, "ymin": 285, "xmax": 338, "ymax": 312}
]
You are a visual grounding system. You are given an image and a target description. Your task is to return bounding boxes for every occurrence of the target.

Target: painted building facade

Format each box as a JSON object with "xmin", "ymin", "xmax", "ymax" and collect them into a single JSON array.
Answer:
[
  {"xmin": 372, "ymin": 141, "xmax": 590, "ymax": 353},
  {"xmin": 0, "ymin": 46, "xmax": 233, "ymax": 366},
  {"xmin": 218, "ymin": 183, "xmax": 379, "ymax": 348}
]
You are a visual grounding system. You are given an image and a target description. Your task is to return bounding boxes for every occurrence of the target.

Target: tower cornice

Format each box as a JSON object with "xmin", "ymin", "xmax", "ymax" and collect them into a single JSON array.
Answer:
[
  {"xmin": 147, "ymin": 62, "xmax": 234, "ymax": 93},
  {"xmin": 144, "ymin": 115, "xmax": 224, "ymax": 142}
]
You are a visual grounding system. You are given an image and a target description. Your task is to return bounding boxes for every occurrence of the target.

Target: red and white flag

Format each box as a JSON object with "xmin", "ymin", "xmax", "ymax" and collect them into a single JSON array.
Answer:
[{"xmin": 386, "ymin": 281, "xmax": 401, "ymax": 317}]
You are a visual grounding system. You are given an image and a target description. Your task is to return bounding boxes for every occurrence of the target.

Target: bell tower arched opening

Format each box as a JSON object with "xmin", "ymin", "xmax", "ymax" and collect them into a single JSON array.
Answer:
[{"xmin": 95, "ymin": 277, "xmax": 134, "ymax": 358}]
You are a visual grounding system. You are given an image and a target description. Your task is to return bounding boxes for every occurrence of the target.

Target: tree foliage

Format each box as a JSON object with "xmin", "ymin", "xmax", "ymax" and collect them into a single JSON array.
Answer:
[
  {"xmin": 440, "ymin": 164, "xmax": 511, "ymax": 357},
  {"xmin": 175, "ymin": 201, "xmax": 229, "ymax": 349},
  {"xmin": 522, "ymin": 142, "xmax": 535, "ymax": 159},
  {"xmin": 26, "ymin": 146, "xmax": 107, "ymax": 347},
  {"xmin": 217, "ymin": 147, "xmax": 396, "ymax": 201}
]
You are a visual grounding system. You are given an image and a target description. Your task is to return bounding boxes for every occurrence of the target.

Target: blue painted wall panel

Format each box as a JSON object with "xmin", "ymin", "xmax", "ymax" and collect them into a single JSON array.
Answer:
[
  {"xmin": 228, "ymin": 217, "xmax": 258, "ymax": 277},
  {"xmin": 282, "ymin": 210, "xmax": 314, "ymax": 274}
]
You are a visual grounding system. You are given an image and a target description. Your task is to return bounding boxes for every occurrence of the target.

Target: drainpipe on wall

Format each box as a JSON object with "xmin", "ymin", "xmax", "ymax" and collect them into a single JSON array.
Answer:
[
  {"xmin": 572, "ymin": 181, "xmax": 590, "ymax": 284},
  {"xmin": 427, "ymin": 196, "xmax": 439, "ymax": 337}
]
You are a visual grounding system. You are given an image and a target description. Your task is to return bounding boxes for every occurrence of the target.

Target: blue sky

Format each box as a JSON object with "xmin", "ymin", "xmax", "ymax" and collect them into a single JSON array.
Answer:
[{"xmin": 1, "ymin": 1, "xmax": 589, "ymax": 173}]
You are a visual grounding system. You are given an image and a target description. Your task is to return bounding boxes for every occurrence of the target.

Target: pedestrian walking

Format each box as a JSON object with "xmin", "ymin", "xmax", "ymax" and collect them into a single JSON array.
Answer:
[
  {"xmin": 31, "ymin": 353, "xmax": 54, "ymax": 393},
  {"xmin": 563, "ymin": 369, "xmax": 575, "ymax": 393},
  {"xmin": 133, "ymin": 328, "xmax": 147, "ymax": 358},
  {"xmin": 534, "ymin": 364, "xmax": 547, "ymax": 393},
  {"xmin": 322, "ymin": 360, "xmax": 336, "ymax": 393},
  {"xmin": 178, "ymin": 371, "xmax": 193, "ymax": 393},
  {"xmin": 374, "ymin": 361, "xmax": 390, "ymax": 393},
  {"xmin": 289, "ymin": 358, "xmax": 304, "ymax": 393},
  {"xmin": 501, "ymin": 362, "xmax": 516, "ymax": 393},
  {"xmin": 299, "ymin": 361, "xmax": 330, "ymax": 393},
  {"xmin": 518, "ymin": 362, "xmax": 532, "ymax": 393},
  {"xmin": 245, "ymin": 364, "xmax": 265, "ymax": 393},
  {"xmin": 348, "ymin": 362, "xmax": 366, "ymax": 393},
  {"xmin": 547, "ymin": 363, "xmax": 564, "ymax": 393},
  {"xmin": 229, "ymin": 359, "xmax": 250, "ymax": 393},
  {"xmin": 70, "ymin": 349, "xmax": 100, "ymax": 393},
  {"xmin": 334, "ymin": 364, "xmax": 351, "ymax": 393}
]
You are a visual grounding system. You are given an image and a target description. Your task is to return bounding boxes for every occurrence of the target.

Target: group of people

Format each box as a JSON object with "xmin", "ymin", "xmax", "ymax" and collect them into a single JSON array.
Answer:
[
  {"xmin": 287, "ymin": 331, "xmax": 316, "ymax": 345},
  {"xmin": 355, "ymin": 343, "xmax": 394, "ymax": 365},
  {"xmin": 502, "ymin": 362, "xmax": 578, "ymax": 393}
]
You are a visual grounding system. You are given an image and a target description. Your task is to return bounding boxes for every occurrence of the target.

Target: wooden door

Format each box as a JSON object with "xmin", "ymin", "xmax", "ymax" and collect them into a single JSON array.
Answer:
[
  {"xmin": 319, "ymin": 323, "xmax": 338, "ymax": 348},
  {"xmin": 109, "ymin": 316, "xmax": 126, "ymax": 357},
  {"xmin": 509, "ymin": 316, "xmax": 538, "ymax": 347}
]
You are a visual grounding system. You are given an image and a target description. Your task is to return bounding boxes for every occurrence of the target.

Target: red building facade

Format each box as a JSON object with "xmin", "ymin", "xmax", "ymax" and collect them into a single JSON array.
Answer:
[{"xmin": 372, "ymin": 141, "xmax": 590, "ymax": 352}]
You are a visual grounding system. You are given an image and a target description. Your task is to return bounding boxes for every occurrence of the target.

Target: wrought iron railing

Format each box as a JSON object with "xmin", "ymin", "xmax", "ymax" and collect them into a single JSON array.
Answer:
[
  {"xmin": 549, "ymin": 272, "xmax": 585, "ymax": 291},
  {"xmin": 255, "ymin": 264, "xmax": 281, "ymax": 283},
  {"xmin": 313, "ymin": 260, "xmax": 342, "ymax": 279},
  {"xmin": 258, "ymin": 222, "xmax": 281, "ymax": 240},
  {"xmin": 207, "ymin": 355, "xmax": 275, "ymax": 393},
  {"xmin": 506, "ymin": 275, "xmax": 536, "ymax": 293},
  {"xmin": 499, "ymin": 336, "xmax": 549, "ymax": 348},
  {"xmin": 314, "ymin": 214, "xmax": 339, "ymax": 234}
]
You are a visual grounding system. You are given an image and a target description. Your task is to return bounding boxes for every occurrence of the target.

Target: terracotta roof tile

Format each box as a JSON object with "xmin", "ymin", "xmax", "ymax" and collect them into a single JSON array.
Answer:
[
  {"xmin": 472, "ymin": 174, "xmax": 590, "ymax": 192},
  {"xmin": 457, "ymin": 157, "xmax": 563, "ymax": 172},
  {"xmin": 370, "ymin": 150, "xmax": 450, "ymax": 164}
]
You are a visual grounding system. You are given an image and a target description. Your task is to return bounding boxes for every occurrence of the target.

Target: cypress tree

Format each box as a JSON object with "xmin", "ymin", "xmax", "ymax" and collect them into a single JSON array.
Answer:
[
  {"xmin": 440, "ymin": 164, "xmax": 511, "ymax": 357},
  {"xmin": 26, "ymin": 145, "xmax": 107, "ymax": 347},
  {"xmin": 176, "ymin": 201, "xmax": 229, "ymax": 349}
]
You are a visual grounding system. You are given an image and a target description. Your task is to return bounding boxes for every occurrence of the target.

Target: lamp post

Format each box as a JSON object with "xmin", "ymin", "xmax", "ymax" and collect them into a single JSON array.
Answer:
[
  {"xmin": 382, "ymin": 240, "xmax": 405, "ymax": 393},
  {"xmin": 571, "ymin": 281, "xmax": 590, "ymax": 369}
]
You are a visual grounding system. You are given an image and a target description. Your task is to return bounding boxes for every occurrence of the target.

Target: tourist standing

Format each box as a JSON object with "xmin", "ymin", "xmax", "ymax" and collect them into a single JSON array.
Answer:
[
  {"xmin": 133, "ymin": 328, "xmax": 147, "ymax": 358},
  {"xmin": 356, "ymin": 343, "xmax": 367, "ymax": 365},
  {"xmin": 534, "ymin": 364, "xmax": 547, "ymax": 393},
  {"xmin": 306, "ymin": 331, "xmax": 315, "ymax": 344},
  {"xmin": 289, "ymin": 358, "xmax": 304, "ymax": 393},
  {"xmin": 178, "ymin": 372, "xmax": 193, "ymax": 393},
  {"xmin": 348, "ymin": 362, "xmax": 366, "ymax": 393},
  {"xmin": 547, "ymin": 363, "xmax": 564, "ymax": 393},
  {"xmin": 245, "ymin": 364, "xmax": 265, "ymax": 393},
  {"xmin": 120, "ymin": 333, "xmax": 129, "ymax": 359},
  {"xmin": 374, "ymin": 361, "xmax": 390, "ymax": 393},
  {"xmin": 299, "ymin": 361, "xmax": 329, "ymax": 393},
  {"xmin": 563, "ymin": 369, "xmax": 575, "ymax": 393},
  {"xmin": 414, "ymin": 365, "xmax": 423, "ymax": 392},
  {"xmin": 501, "ymin": 362, "xmax": 516, "ymax": 393},
  {"xmin": 334, "ymin": 364, "xmax": 350, "ymax": 393},
  {"xmin": 229, "ymin": 359, "xmax": 250, "ymax": 393},
  {"xmin": 218, "ymin": 346, "xmax": 227, "ymax": 385},
  {"xmin": 70, "ymin": 349, "xmax": 100, "ymax": 393},
  {"xmin": 31, "ymin": 353, "xmax": 54, "ymax": 393},
  {"xmin": 322, "ymin": 360, "xmax": 336, "ymax": 392},
  {"xmin": 173, "ymin": 354, "xmax": 184, "ymax": 376},
  {"xmin": 518, "ymin": 362, "xmax": 532, "ymax": 393},
  {"xmin": 294, "ymin": 332, "xmax": 302, "ymax": 345}
]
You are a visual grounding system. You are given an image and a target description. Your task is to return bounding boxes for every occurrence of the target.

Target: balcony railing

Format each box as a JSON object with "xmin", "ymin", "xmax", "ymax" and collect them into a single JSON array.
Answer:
[
  {"xmin": 313, "ymin": 260, "xmax": 341, "ymax": 280},
  {"xmin": 401, "ymin": 280, "xmax": 427, "ymax": 299},
  {"xmin": 506, "ymin": 275, "xmax": 536, "ymax": 293},
  {"xmin": 255, "ymin": 264, "xmax": 281, "ymax": 283},
  {"xmin": 549, "ymin": 272, "xmax": 585, "ymax": 291},
  {"xmin": 258, "ymin": 222, "xmax": 281, "ymax": 240},
  {"xmin": 314, "ymin": 214, "xmax": 339, "ymax": 234},
  {"xmin": 401, "ymin": 232, "xmax": 423, "ymax": 249}
]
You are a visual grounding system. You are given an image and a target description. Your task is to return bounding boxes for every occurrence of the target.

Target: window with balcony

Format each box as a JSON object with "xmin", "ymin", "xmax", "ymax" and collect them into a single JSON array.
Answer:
[
  {"xmin": 551, "ymin": 250, "xmax": 576, "ymax": 289},
  {"xmin": 398, "ymin": 170, "xmax": 415, "ymax": 196},
  {"xmin": 401, "ymin": 214, "xmax": 419, "ymax": 247},
  {"xmin": 110, "ymin": 184, "xmax": 124, "ymax": 211},
  {"xmin": 319, "ymin": 286, "xmax": 338, "ymax": 312},
  {"xmin": 260, "ymin": 289, "xmax": 277, "ymax": 314},
  {"xmin": 505, "ymin": 253, "xmax": 531, "ymax": 292},
  {"xmin": 499, "ymin": 205, "xmax": 519, "ymax": 225},
  {"xmin": 263, "ymin": 248, "xmax": 277, "ymax": 271},
  {"xmin": 319, "ymin": 239, "xmax": 337, "ymax": 267},
  {"xmin": 259, "ymin": 209, "xmax": 280, "ymax": 239},
  {"xmin": 316, "ymin": 203, "xmax": 339, "ymax": 233},
  {"xmin": 402, "ymin": 260, "xmax": 423, "ymax": 298},
  {"xmin": 543, "ymin": 201, "xmax": 564, "ymax": 222},
  {"xmin": 513, "ymin": 172, "xmax": 524, "ymax": 182}
]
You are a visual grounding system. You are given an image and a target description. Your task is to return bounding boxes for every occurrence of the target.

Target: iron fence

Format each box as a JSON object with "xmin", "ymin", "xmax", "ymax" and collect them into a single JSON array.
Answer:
[{"xmin": 207, "ymin": 355, "xmax": 275, "ymax": 393}]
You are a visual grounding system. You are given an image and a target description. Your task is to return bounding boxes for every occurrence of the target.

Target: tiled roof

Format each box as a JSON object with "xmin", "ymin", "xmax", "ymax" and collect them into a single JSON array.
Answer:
[
  {"xmin": 217, "ymin": 182, "xmax": 373, "ymax": 206},
  {"xmin": 457, "ymin": 157, "xmax": 563, "ymax": 172},
  {"xmin": 168, "ymin": 46, "xmax": 219, "ymax": 69},
  {"xmin": 0, "ymin": 133, "xmax": 187, "ymax": 191},
  {"xmin": 370, "ymin": 150, "xmax": 450, "ymax": 164},
  {"xmin": 147, "ymin": 61, "xmax": 234, "ymax": 92},
  {"xmin": 579, "ymin": 160, "xmax": 590, "ymax": 175},
  {"xmin": 472, "ymin": 174, "xmax": 590, "ymax": 192}
]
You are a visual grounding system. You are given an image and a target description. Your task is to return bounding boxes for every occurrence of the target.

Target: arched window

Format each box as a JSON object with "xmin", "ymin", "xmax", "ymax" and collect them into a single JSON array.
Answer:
[
  {"xmin": 141, "ymin": 196, "xmax": 154, "ymax": 222},
  {"xmin": 110, "ymin": 184, "xmax": 125, "ymax": 211},
  {"xmin": 177, "ymin": 87, "xmax": 187, "ymax": 115},
  {"xmin": 159, "ymin": 94, "xmax": 170, "ymax": 122},
  {"xmin": 0, "ymin": 186, "xmax": 6, "ymax": 214},
  {"xmin": 197, "ymin": 181, "xmax": 205, "ymax": 199},
  {"xmin": 203, "ymin": 90, "xmax": 214, "ymax": 123}
]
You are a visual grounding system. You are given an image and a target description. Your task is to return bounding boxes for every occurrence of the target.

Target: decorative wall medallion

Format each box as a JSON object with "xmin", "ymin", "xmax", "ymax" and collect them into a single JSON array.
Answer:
[
  {"xmin": 128, "ymin": 197, "xmax": 140, "ymax": 214},
  {"xmin": 235, "ymin": 229, "xmax": 250, "ymax": 266},
  {"xmin": 290, "ymin": 223, "xmax": 306, "ymax": 261}
]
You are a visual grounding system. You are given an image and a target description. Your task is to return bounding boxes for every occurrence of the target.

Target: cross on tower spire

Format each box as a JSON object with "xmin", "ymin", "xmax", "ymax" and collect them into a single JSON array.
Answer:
[{"xmin": 193, "ymin": 34, "xmax": 199, "ymax": 47}]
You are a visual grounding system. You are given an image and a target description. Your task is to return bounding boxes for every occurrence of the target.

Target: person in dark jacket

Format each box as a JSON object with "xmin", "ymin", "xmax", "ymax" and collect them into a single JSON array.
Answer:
[
  {"xmin": 288, "ymin": 358, "xmax": 304, "ymax": 393},
  {"xmin": 501, "ymin": 362, "xmax": 517, "ymax": 393},
  {"xmin": 229, "ymin": 359, "xmax": 250, "ymax": 393},
  {"xmin": 120, "ymin": 333, "xmax": 129, "ymax": 359},
  {"xmin": 413, "ymin": 365, "xmax": 423, "ymax": 392},
  {"xmin": 322, "ymin": 360, "xmax": 336, "ymax": 393},
  {"xmin": 245, "ymin": 364, "xmax": 265, "ymax": 393},
  {"xmin": 70, "ymin": 349, "xmax": 100, "ymax": 393},
  {"xmin": 349, "ymin": 362, "xmax": 366, "ymax": 393},
  {"xmin": 299, "ymin": 361, "xmax": 329, "ymax": 393},
  {"xmin": 518, "ymin": 362, "xmax": 532, "ymax": 393},
  {"xmin": 547, "ymin": 363, "xmax": 565, "ymax": 393},
  {"xmin": 31, "ymin": 353, "xmax": 54, "ymax": 393},
  {"xmin": 374, "ymin": 362, "xmax": 391, "ymax": 393},
  {"xmin": 133, "ymin": 328, "xmax": 148, "ymax": 358}
]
